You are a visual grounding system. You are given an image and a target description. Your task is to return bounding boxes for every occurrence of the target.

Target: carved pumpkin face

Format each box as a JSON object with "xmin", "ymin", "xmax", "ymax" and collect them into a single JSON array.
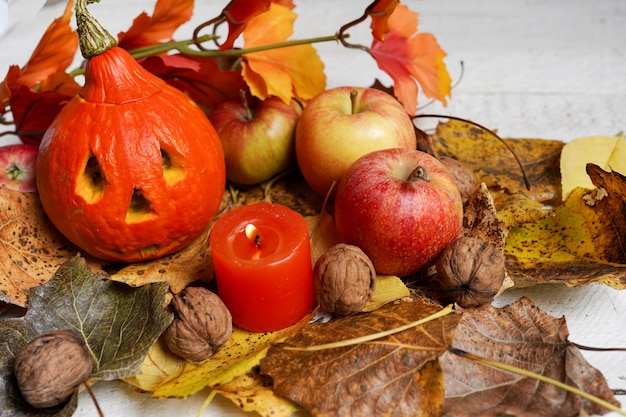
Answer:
[{"xmin": 36, "ymin": 47, "xmax": 226, "ymax": 262}]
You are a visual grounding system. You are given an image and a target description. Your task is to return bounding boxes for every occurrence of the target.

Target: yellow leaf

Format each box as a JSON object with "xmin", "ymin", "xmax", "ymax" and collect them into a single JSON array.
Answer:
[
  {"xmin": 495, "ymin": 193, "xmax": 554, "ymax": 228},
  {"xmin": 560, "ymin": 134, "xmax": 626, "ymax": 200},
  {"xmin": 213, "ymin": 370, "xmax": 301, "ymax": 417},
  {"xmin": 362, "ymin": 275, "xmax": 410, "ymax": 312},
  {"xmin": 124, "ymin": 338, "xmax": 186, "ymax": 391},
  {"xmin": 151, "ymin": 310, "xmax": 315, "ymax": 398},
  {"xmin": 505, "ymin": 187, "xmax": 626, "ymax": 288},
  {"xmin": 241, "ymin": 3, "xmax": 326, "ymax": 104}
]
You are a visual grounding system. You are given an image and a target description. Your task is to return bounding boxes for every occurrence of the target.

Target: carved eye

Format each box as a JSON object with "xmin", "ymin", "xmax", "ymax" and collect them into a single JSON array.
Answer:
[
  {"xmin": 161, "ymin": 148, "xmax": 186, "ymax": 186},
  {"xmin": 76, "ymin": 154, "xmax": 106, "ymax": 203}
]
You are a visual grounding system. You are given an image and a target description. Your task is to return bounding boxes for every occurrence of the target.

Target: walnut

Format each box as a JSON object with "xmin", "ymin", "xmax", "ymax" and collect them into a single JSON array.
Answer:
[
  {"xmin": 163, "ymin": 286, "xmax": 232, "ymax": 363},
  {"xmin": 14, "ymin": 329, "xmax": 93, "ymax": 409},
  {"xmin": 439, "ymin": 156, "xmax": 478, "ymax": 203},
  {"xmin": 435, "ymin": 236, "xmax": 505, "ymax": 308},
  {"xmin": 314, "ymin": 243, "xmax": 376, "ymax": 316}
]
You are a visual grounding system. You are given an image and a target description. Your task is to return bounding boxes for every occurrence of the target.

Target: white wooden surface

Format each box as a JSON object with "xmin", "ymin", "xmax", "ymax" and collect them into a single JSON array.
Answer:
[{"xmin": 1, "ymin": 0, "xmax": 625, "ymax": 416}]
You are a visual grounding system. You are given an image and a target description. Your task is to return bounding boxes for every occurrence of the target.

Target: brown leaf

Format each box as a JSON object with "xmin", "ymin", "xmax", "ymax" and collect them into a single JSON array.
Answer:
[
  {"xmin": 432, "ymin": 120, "xmax": 564, "ymax": 205},
  {"xmin": 0, "ymin": 189, "xmax": 80, "ymax": 307},
  {"xmin": 260, "ymin": 298, "xmax": 460, "ymax": 417},
  {"xmin": 440, "ymin": 297, "xmax": 619, "ymax": 417},
  {"xmin": 462, "ymin": 182, "xmax": 507, "ymax": 252},
  {"xmin": 585, "ymin": 163, "xmax": 626, "ymax": 262}
]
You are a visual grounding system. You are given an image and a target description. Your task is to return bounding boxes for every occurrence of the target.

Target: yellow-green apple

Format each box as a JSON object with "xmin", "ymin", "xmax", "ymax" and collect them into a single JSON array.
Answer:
[
  {"xmin": 208, "ymin": 94, "xmax": 301, "ymax": 185},
  {"xmin": 295, "ymin": 86, "xmax": 416, "ymax": 197},
  {"xmin": 333, "ymin": 148, "xmax": 463, "ymax": 276},
  {"xmin": 0, "ymin": 143, "xmax": 38, "ymax": 192}
]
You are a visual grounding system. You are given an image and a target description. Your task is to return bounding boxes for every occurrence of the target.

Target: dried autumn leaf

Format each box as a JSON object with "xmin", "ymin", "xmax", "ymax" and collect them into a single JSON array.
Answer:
[
  {"xmin": 440, "ymin": 296, "xmax": 619, "ymax": 417},
  {"xmin": 124, "ymin": 338, "xmax": 186, "ymax": 392},
  {"xmin": 213, "ymin": 369, "xmax": 301, "ymax": 417},
  {"xmin": 117, "ymin": 0, "xmax": 194, "ymax": 50},
  {"xmin": 585, "ymin": 163, "xmax": 626, "ymax": 262},
  {"xmin": 0, "ymin": 189, "xmax": 80, "ymax": 307},
  {"xmin": 0, "ymin": 255, "xmax": 172, "ymax": 415},
  {"xmin": 241, "ymin": 3, "xmax": 326, "ymax": 104},
  {"xmin": 261, "ymin": 299, "xmax": 460, "ymax": 417},
  {"xmin": 110, "ymin": 228, "xmax": 212, "ymax": 294},
  {"xmin": 505, "ymin": 168, "xmax": 626, "ymax": 288},
  {"xmin": 462, "ymin": 182, "xmax": 507, "ymax": 251},
  {"xmin": 370, "ymin": 4, "xmax": 451, "ymax": 115},
  {"xmin": 560, "ymin": 134, "xmax": 626, "ymax": 200},
  {"xmin": 432, "ymin": 120, "xmax": 564, "ymax": 204},
  {"xmin": 0, "ymin": 0, "xmax": 77, "ymax": 105},
  {"xmin": 140, "ymin": 54, "xmax": 247, "ymax": 112},
  {"xmin": 495, "ymin": 192, "xmax": 554, "ymax": 228},
  {"xmin": 150, "ymin": 310, "xmax": 314, "ymax": 399},
  {"xmin": 368, "ymin": 0, "xmax": 400, "ymax": 41}
]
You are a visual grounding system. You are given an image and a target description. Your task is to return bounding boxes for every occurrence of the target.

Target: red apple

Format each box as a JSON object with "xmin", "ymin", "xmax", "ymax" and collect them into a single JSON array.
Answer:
[
  {"xmin": 208, "ymin": 94, "xmax": 302, "ymax": 185},
  {"xmin": 333, "ymin": 148, "xmax": 463, "ymax": 277},
  {"xmin": 295, "ymin": 86, "xmax": 416, "ymax": 198},
  {"xmin": 0, "ymin": 143, "xmax": 38, "ymax": 192}
]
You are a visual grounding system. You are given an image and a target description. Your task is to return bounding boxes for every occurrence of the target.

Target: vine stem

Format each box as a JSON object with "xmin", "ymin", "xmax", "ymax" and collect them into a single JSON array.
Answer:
[
  {"xmin": 450, "ymin": 348, "xmax": 626, "ymax": 416},
  {"xmin": 278, "ymin": 304, "xmax": 455, "ymax": 352},
  {"xmin": 69, "ymin": 33, "xmax": 349, "ymax": 77},
  {"xmin": 414, "ymin": 113, "xmax": 531, "ymax": 190}
]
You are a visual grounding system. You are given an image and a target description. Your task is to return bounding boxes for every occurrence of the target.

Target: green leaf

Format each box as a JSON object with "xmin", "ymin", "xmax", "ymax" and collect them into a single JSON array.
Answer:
[{"xmin": 0, "ymin": 255, "xmax": 173, "ymax": 415}]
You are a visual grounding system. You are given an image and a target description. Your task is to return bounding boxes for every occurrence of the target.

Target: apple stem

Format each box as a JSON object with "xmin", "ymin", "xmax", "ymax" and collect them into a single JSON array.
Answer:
[
  {"xmin": 239, "ymin": 90, "xmax": 253, "ymax": 121},
  {"xmin": 350, "ymin": 89, "xmax": 358, "ymax": 115},
  {"xmin": 408, "ymin": 166, "xmax": 430, "ymax": 183}
]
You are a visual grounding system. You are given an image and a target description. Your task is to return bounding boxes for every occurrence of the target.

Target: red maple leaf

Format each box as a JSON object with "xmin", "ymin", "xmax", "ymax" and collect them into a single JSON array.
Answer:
[
  {"xmin": 6, "ymin": 69, "xmax": 77, "ymax": 145},
  {"xmin": 140, "ymin": 54, "xmax": 247, "ymax": 112},
  {"xmin": 370, "ymin": 4, "xmax": 451, "ymax": 115}
]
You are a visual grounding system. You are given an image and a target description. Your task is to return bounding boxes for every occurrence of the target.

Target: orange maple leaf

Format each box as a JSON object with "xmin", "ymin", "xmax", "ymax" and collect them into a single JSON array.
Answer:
[
  {"xmin": 370, "ymin": 4, "xmax": 451, "ymax": 115},
  {"xmin": 241, "ymin": 3, "xmax": 325, "ymax": 104},
  {"xmin": 117, "ymin": 0, "xmax": 194, "ymax": 50},
  {"xmin": 368, "ymin": 0, "xmax": 400, "ymax": 42},
  {"xmin": 0, "ymin": 0, "xmax": 78, "ymax": 105}
]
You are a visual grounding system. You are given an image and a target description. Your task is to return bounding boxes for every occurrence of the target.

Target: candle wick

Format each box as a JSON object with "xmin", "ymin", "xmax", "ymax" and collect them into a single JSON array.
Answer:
[{"xmin": 254, "ymin": 234, "xmax": 261, "ymax": 247}]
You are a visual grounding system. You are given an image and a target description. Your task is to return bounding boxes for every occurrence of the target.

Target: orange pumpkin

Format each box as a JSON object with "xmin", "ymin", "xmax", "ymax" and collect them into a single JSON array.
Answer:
[{"xmin": 36, "ymin": 2, "xmax": 225, "ymax": 262}]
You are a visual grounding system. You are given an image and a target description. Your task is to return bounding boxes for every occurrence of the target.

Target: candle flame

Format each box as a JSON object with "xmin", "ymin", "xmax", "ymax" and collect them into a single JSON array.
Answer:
[{"xmin": 245, "ymin": 223, "xmax": 262, "ymax": 260}]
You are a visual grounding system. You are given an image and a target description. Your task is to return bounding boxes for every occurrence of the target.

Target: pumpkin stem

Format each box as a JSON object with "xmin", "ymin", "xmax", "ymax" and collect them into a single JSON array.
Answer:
[{"xmin": 75, "ymin": 0, "xmax": 118, "ymax": 59}]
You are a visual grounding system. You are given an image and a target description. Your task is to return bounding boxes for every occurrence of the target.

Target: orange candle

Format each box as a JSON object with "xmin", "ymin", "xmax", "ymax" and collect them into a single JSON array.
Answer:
[{"xmin": 210, "ymin": 203, "xmax": 314, "ymax": 332}]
